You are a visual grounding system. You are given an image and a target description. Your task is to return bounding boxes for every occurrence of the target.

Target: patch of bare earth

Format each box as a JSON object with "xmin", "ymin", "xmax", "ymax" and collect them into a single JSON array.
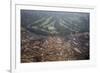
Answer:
[{"xmin": 21, "ymin": 30, "xmax": 89, "ymax": 63}]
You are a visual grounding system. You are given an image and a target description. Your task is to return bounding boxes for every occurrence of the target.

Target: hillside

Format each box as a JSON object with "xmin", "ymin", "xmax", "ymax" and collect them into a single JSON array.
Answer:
[
  {"xmin": 21, "ymin": 28, "xmax": 89, "ymax": 62},
  {"xmin": 21, "ymin": 10, "xmax": 89, "ymax": 63}
]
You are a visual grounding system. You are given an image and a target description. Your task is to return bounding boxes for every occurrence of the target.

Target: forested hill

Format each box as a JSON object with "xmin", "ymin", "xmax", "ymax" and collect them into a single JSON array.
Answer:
[{"xmin": 21, "ymin": 10, "xmax": 89, "ymax": 36}]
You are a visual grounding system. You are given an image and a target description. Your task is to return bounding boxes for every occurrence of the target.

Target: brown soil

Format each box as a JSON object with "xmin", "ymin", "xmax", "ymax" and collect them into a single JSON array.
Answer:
[{"xmin": 21, "ymin": 29, "xmax": 89, "ymax": 63}]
